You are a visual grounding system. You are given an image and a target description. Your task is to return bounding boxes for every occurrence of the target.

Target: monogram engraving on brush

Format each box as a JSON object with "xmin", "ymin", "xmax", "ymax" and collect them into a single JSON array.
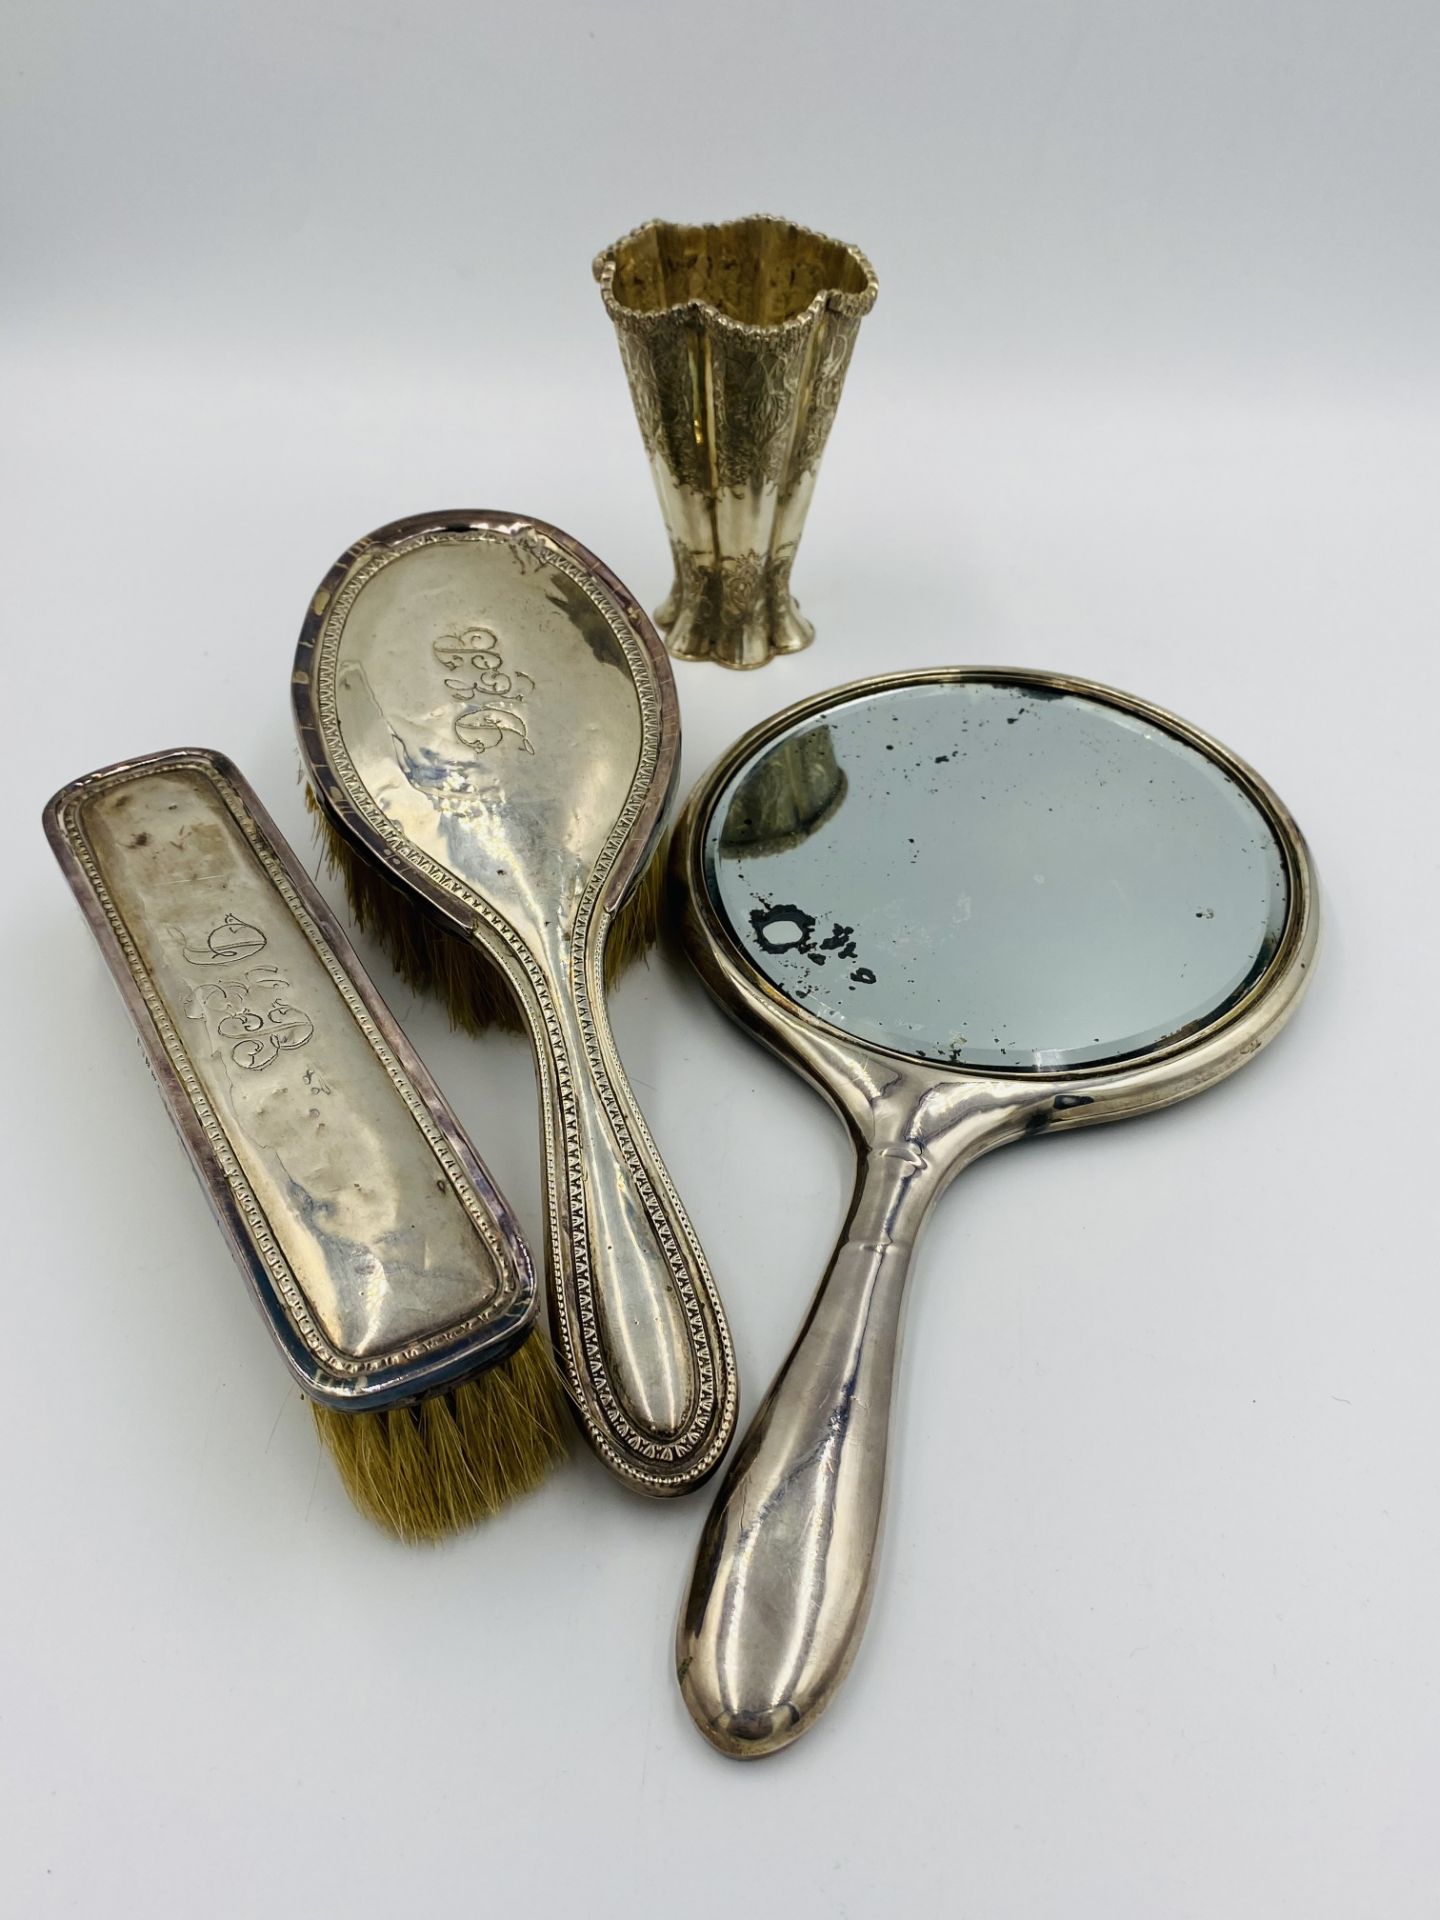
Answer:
[
  {"xmin": 217, "ymin": 1002, "xmax": 315, "ymax": 1071},
  {"xmin": 179, "ymin": 912, "xmax": 267, "ymax": 964},
  {"xmin": 434, "ymin": 625, "xmax": 536, "ymax": 756},
  {"xmin": 180, "ymin": 932, "xmax": 315, "ymax": 1072}
]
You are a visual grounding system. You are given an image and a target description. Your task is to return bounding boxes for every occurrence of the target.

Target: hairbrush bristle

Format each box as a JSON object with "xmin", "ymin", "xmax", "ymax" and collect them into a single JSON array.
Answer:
[
  {"xmin": 305, "ymin": 782, "xmax": 666, "ymax": 1033},
  {"xmin": 311, "ymin": 1335, "xmax": 570, "ymax": 1542},
  {"xmin": 605, "ymin": 826, "xmax": 668, "ymax": 976}
]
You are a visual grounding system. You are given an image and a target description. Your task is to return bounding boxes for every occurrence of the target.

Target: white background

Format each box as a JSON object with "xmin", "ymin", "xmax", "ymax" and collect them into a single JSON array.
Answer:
[{"xmin": 4, "ymin": 4, "xmax": 1436, "ymax": 1914}]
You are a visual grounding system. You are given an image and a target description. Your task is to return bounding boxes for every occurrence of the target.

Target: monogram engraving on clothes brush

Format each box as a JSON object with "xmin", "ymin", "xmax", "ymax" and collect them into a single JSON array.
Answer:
[
  {"xmin": 217, "ymin": 1001, "xmax": 315, "ymax": 1071},
  {"xmin": 180, "ymin": 930, "xmax": 315, "ymax": 1071},
  {"xmin": 179, "ymin": 912, "xmax": 267, "ymax": 964},
  {"xmin": 434, "ymin": 626, "xmax": 536, "ymax": 756}
]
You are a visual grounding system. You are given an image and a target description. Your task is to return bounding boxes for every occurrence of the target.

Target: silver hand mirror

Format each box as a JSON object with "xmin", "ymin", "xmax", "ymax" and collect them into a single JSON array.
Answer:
[{"xmin": 672, "ymin": 668, "xmax": 1318, "ymax": 1757}]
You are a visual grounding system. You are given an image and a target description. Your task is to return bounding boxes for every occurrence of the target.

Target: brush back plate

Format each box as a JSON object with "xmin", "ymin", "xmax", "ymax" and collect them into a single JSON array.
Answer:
[{"xmin": 44, "ymin": 750, "xmax": 536, "ymax": 1410}]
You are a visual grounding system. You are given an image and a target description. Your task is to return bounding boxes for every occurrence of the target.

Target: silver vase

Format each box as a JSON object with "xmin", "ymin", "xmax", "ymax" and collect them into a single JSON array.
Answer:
[{"xmin": 594, "ymin": 215, "xmax": 878, "ymax": 670}]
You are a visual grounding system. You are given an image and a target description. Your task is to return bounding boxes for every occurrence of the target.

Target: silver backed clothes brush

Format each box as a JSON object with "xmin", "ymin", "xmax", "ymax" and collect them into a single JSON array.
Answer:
[
  {"xmin": 293, "ymin": 510, "xmax": 738, "ymax": 1495},
  {"xmin": 44, "ymin": 748, "xmax": 568, "ymax": 1539}
]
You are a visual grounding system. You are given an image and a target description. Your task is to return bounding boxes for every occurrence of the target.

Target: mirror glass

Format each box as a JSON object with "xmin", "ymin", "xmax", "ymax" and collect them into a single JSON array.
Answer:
[{"xmin": 701, "ymin": 679, "xmax": 1289, "ymax": 1070}]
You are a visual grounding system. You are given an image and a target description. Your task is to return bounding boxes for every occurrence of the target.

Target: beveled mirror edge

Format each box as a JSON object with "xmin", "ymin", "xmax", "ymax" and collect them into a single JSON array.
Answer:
[
  {"xmin": 42, "ymin": 746, "xmax": 540, "ymax": 1412},
  {"xmin": 291, "ymin": 508, "xmax": 681, "ymax": 962},
  {"xmin": 671, "ymin": 665, "xmax": 1319, "ymax": 1158}
]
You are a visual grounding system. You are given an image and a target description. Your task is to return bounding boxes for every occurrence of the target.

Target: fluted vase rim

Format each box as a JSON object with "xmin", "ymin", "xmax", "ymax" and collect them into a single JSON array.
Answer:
[{"xmin": 593, "ymin": 214, "xmax": 878, "ymax": 337}]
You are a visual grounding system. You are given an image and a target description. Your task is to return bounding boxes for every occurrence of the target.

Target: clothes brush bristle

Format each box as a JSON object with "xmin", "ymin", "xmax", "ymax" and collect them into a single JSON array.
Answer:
[{"xmin": 311, "ymin": 1335, "xmax": 570, "ymax": 1542}]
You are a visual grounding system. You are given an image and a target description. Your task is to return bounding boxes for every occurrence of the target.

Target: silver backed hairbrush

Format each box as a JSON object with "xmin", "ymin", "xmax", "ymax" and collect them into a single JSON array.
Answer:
[
  {"xmin": 44, "ymin": 748, "xmax": 567, "ymax": 1539},
  {"xmin": 294, "ymin": 510, "xmax": 737, "ymax": 1495}
]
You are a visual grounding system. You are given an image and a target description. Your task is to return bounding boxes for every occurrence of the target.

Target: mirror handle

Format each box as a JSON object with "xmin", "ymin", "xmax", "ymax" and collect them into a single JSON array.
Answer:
[{"xmin": 677, "ymin": 1140, "xmax": 943, "ymax": 1756}]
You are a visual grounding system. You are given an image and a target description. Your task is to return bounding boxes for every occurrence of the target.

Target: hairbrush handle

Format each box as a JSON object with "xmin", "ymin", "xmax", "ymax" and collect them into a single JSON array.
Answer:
[
  {"xmin": 537, "ymin": 974, "xmax": 736, "ymax": 1496},
  {"xmin": 677, "ymin": 1139, "xmax": 945, "ymax": 1756}
]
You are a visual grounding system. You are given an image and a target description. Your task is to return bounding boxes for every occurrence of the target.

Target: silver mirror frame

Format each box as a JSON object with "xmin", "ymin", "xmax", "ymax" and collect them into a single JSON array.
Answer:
[{"xmin": 670, "ymin": 666, "xmax": 1319, "ymax": 1758}]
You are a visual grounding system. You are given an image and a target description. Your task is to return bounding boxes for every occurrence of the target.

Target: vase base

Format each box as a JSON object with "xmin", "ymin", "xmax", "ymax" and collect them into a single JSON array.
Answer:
[{"xmin": 656, "ymin": 563, "xmax": 816, "ymax": 671}]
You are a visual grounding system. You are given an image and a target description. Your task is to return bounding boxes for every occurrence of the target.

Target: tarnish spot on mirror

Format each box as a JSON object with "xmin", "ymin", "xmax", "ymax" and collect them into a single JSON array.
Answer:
[{"xmin": 750, "ymin": 904, "xmax": 816, "ymax": 954}]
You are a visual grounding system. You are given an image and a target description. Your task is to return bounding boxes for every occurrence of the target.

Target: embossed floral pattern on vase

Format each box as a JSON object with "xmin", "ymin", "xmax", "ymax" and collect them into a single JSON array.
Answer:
[{"xmin": 595, "ymin": 215, "xmax": 877, "ymax": 670}]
